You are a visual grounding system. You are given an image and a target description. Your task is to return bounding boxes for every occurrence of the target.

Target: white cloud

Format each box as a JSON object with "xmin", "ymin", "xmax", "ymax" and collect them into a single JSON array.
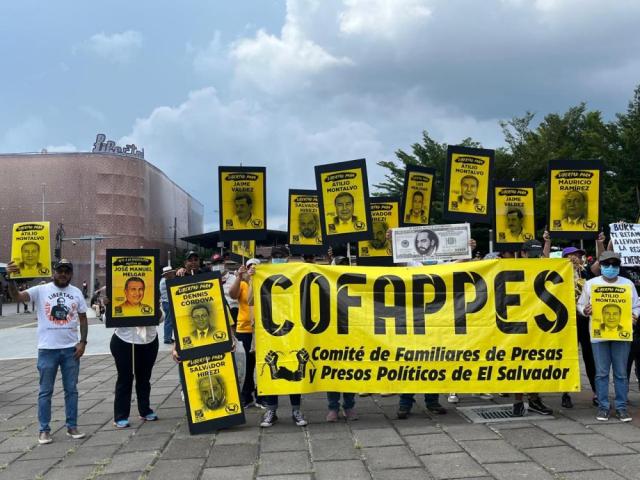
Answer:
[
  {"xmin": 191, "ymin": 31, "xmax": 229, "ymax": 76},
  {"xmin": 0, "ymin": 117, "xmax": 46, "ymax": 153},
  {"xmin": 230, "ymin": 1, "xmax": 353, "ymax": 95},
  {"xmin": 338, "ymin": 0, "xmax": 431, "ymax": 38},
  {"xmin": 79, "ymin": 105, "xmax": 106, "ymax": 123},
  {"xmin": 45, "ymin": 143, "xmax": 78, "ymax": 153},
  {"xmin": 78, "ymin": 30, "xmax": 143, "ymax": 64}
]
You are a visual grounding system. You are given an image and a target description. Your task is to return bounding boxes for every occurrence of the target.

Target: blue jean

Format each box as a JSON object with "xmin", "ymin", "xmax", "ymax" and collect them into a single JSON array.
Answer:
[
  {"xmin": 37, "ymin": 347, "xmax": 79, "ymax": 432},
  {"xmin": 162, "ymin": 301, "xmax": 174, "ymax": 342},
  {"xmin": 263, "ymin": 395, "xmax": 301, "ymax": 411},
  {"xmin": 592, "ymin": 341, "xmax": 631, "ymax": 411},
  {"xmin": 327, "ymin": 392, "xmax": 355, "ymax": 411},
  {"xmin": 399, "ymin": 393, "xmax": 440, "ymax": 409}
]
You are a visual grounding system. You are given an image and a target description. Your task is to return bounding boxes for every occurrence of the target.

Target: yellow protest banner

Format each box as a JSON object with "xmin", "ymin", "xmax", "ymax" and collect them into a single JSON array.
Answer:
[
  {"xmin": 254, "ymin": 260, "xmax": 580, "ymax": 394},
  {"xmin": 357, "ymin": 197, "xmax": 399, "ymax": 265},
  {"xmin": 548, "ymin": 160, "xmax": 601, "ymax": 239},
  {"xmin": 167, "ymin": 272, "xmax": 233, "ymax": 359},
  {"xmin": 401, "ymin": 167, "xmax": 434, "ymax": 226},
  {"xmin": 218, "ymin": 166, "xmax": 266, "ymax": 241},
  {"xmin": 106, "ymin": 249, "xmax": 159, "ymax": 328},
  {"xmin": 493, "ymin": 182, "xmax": 536, "ymax": 248},
  {"xmin": 444, "ymin": 146, "xmax": 493, "ymax": 223},
  {"xmin": 10, "ymin": 222, "xmax": 52, "ymax": 279},
  {"xmin": 179, "ymin": 352, "xmax": 245, "ymax": 434},
  {"xmin": 288, "ymin": 189, "xmax": 323, "ymax": 254},
  {"xmin": 591, "ymin": 285, "xmax": 633, "ymax": 341}
]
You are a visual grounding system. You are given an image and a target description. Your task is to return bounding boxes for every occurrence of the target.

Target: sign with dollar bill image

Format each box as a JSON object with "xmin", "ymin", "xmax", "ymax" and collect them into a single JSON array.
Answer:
[{"xmin": 391, "ymin": 224, "xmax": 472, "ymax": 264}]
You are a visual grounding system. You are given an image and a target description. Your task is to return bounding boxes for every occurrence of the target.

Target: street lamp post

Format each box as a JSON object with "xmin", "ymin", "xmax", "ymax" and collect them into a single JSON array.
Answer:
[{"xmin": 62, "ymin": 235, "xmax": 115, "ymax": 300}]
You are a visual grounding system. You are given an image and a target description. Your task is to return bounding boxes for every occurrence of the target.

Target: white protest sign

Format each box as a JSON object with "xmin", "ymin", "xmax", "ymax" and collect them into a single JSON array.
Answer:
[{"xmin": 609, "ymin": 223, "xmax": 640, "ymax": 267}]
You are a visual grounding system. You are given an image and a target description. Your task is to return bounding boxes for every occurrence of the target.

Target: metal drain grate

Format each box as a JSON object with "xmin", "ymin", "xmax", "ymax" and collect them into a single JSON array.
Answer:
[{"xmin": 456, "ymin": 404, "xmax": 556, "ymax": 423}]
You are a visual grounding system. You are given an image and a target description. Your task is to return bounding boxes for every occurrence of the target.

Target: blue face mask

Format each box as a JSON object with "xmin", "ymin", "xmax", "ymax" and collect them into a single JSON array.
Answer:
[
  {"xmin": 271, "ymin": 258, "xmax": 287, "ymax": 264},
  {"xmin": 601, "ymin": 265, "xmax": 620, "ymax": 279}
]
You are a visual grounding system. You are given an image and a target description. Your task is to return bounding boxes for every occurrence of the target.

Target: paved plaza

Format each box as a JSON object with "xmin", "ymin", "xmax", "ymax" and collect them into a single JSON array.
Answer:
[{"xmin": 2, "ymin": 308, "xmax": 640, "ymax": 479}]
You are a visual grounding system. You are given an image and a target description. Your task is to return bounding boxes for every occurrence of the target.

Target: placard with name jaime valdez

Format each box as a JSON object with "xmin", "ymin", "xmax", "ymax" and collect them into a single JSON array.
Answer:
[
  {"xmin": 10, "ymin": 222, "xmax": 52, "ymax": 279},
  {"xmin": 106, "ymin": 249, "xmax": 160, "ymax": 328},
  {"xmin": 218, "ymin": 166, "xmax": 267, "ymax": 241},
  {"xmin": 392, "ymin": 224, "xmax": 472, "ymax": 264}
]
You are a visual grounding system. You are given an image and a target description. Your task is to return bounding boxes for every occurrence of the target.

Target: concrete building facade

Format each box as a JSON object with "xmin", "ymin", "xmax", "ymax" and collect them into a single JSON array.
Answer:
[{"xmin": 0, "ymin": 151, "xmax": 203, "ymax": 288}]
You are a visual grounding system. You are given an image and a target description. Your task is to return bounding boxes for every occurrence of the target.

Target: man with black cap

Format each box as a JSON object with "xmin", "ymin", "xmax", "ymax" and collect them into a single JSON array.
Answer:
[
  {"xmin": 5, "ymin": 259, "xmax": 88, "ymax": 444},
  {"xmin": 176, "ymin": 250, "xmax": 207, "ymax": 277},
  {"xmin": 578, "ymin": 251, "xmax": 640, "ymax": 422}
]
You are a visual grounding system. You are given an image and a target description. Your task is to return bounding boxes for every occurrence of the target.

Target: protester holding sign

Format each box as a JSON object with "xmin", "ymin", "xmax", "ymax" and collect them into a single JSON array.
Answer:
[
  {"xmin": 5, "ymin": 259, "xmax": 87, "ymax": 444},
  {"xmin": 578, "ymin": 251, "xmax": 640, "ymax": 422}
]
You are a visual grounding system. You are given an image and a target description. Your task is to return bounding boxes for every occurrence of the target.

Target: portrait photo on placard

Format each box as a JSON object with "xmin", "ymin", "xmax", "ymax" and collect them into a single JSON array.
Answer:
[
  {"xmin": 315, "ymin": 159, "xmax": 372, "ymax": 244},
  {"xmin": 230, "ymin": 240, "xmax": 255, "ymax": 262},
  {"xmin": 548, "ymin": 159, "xmax": 601, "ymax": 239},
  {"xmin": 179, "ymin": 352, "xmax": 245, "ymax": 434},
  {"xmin": 358, "ymin": 197, "xmax": 399, "ymax": 265},
  {"xmin": 493, "ymin": 182, "xmax": 536, "ymax": 250},
  {"xmin": 591, "ymin": 285, "xmax": 633, "ymax": 341},
  {"xmin": 10, "ymin": 222, "xmax": 52, "ymax": 279},
  {"xmin": 401, "ymin": 167, "xmax": 435, "ymax": 226},
  {"xmin": 443, "ymin": 146, "xmax": 494, "ymax": 223},
  {"xmin": 218, "ymin": 166, "xmax": 266, "ymax": 241},
  {"xmin": 106, "ymin": 249, "xmax": 159, "ymax": 328},
  {"xmin": 167, "ymin": 272, "xmax": 232, "ymax": 359},
  {"xmin": 288, "ymin": 189, "xmax": 324, "ymax": 255}
]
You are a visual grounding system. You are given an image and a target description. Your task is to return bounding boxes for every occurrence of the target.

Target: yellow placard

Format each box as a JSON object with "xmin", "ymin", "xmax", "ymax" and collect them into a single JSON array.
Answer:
[
  {"xmin": 358, "ymin": 199, "xmax": 399, "ymax": 258},
  {"xmin": 231, "ymin": 241, "xmax": 255, "ymax": 259},
  {"xmin": 495, "ymin": 187, "xmax": 536, "ymax": 243},
  {"xmin": 182, "ymin": 353, "xmax": 242, "ymax": 423},
  {"xmin": 320, "ymin": 168, "xmax": 368, "ymax": 236},
  {"xmin": 10, "ymin": 222, "xmax": 52, "ymax": 279},
  {"xmin": 111, "ymin": 256, "xmax": 155, "ymax": 318},
  {"xmin": 549, "ymin": 168, "xmax": 600, "ymax": 233},
  {"xmin": 221, "ymin": 171, "xmax": 265, "ymax": 231},
  {"xmin": 448, "ymin": 153, "xmax": 490, "ymax": 214},
  {"xmin": 403, "ymin": 172, "xmax": 433, "ymax": 225},
  {"xmin": 289, "ymin": 193, "xmax": 322, "ymax": 246},
  {"xmin": 170, "ymin": 279, "xmax": 230, "ymax": 351},
  {"xmin": 254, "ymin": 260, "xmax": 580, "ymax": 394},
  {"xmin": 591, "ymin": 285, "xmax": 633, "ymax": 341}
]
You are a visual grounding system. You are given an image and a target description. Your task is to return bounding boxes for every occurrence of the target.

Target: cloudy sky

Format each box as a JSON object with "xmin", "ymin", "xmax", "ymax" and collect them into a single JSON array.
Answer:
[{"xmin": 2, "ymin": 0, "xmax": 639, "ymax": 231}]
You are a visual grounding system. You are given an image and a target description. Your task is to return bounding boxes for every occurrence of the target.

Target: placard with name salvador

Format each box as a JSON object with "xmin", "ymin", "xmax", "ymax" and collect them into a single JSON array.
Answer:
[{"xmin": 392, "ymin": 224, "xmax": 471, "ymax": 263}]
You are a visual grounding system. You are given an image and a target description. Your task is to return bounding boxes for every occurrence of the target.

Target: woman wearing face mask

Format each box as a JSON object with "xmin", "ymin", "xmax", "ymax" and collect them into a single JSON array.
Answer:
[
  {"xmin": 561, "ymin": 245, "xmax": 599, "ymax": 408},
  {"xmin": 578, "ymin": 251, "xmax": 640, "ymax": 422}
]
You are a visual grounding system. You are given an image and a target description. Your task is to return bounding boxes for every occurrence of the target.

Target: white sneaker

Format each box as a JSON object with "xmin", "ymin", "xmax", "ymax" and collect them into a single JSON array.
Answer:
[{"xmin": 447, "ymin": 394, "xmax": 459, "ymax": 404}]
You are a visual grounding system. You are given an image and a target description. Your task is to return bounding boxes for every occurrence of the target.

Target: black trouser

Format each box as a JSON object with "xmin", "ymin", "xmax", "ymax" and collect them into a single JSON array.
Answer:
[
  {"xmin": 110, "ymin": 334, "xmax": 159, "ymax": 421},
  {"xmin": 627, "ymin": 324, "xmax": 640, "ymax": 383},
  {"xmin": 577, "ymin": 315, "xmax": 596, "ymax": 393},
  {"xmin": 236, "ymin": 332, "xmax": 259, "ymax": 404}
]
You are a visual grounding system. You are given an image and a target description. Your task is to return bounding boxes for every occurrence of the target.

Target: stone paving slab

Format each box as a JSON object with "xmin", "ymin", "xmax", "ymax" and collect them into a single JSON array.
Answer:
[{"xmin": 1, "ymin": 352, "xmax": 640, "ymax": 479}]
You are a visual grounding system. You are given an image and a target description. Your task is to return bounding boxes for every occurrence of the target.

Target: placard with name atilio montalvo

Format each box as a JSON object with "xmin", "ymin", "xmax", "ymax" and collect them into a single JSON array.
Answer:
[
  {"xmin": 167, "ymin": 272, "xmax": 233, "ymax": 360},
  {"xmin": 179, "ymin": 352, "xmax": 245, "ymax": 434},
  {"xmin": 357, "ymin": 197, "xmax": 399, "ymax": 266},
  {"xmin": 254, "ymin": 260, "xmax": 580, "ymax": 394},
  {"xmin": 106, "ymin": 249, "xmax": 160, "ymax": 328},
  {"xmin": 443, "ymin": 146, "xmax": 494, "ymax": 224},
  {"xmin": 218, "ymin": 166, "xmax": 267, "ymax": 241},
  {"xmin": 492, "ymin": 181, "xmax": 536, "ymax": 252},
  {"xmin": 547, "ymin": 159, "xmax": 602, "ymax": 240},
  {"xmin": 288, "ymin": 189, "xmax": 324, "ymax": 255},
  {"xmin": 315, "ymin": 159, "xmax": 373, "ymax": 245},
  {"xmin": 401, "ymin": 166, "xmax": 435, "ymax": 226},
  {"xmin": 591, "ymin": 285, "xmax": 633, "ymax": 341},
  {"xmin": 10, "ymin": 222, "xmax": 52, "ymax": 279},
  {"xmin": 230, "ymin": 240, "xmax": 255, "ymax": 263}
]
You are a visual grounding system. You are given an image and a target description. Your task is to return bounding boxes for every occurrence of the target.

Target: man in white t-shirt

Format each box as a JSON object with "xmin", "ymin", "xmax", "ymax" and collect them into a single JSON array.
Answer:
[{"xmin": 6, "ymin": 258, "xmax": 88, "ymax": 445}]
